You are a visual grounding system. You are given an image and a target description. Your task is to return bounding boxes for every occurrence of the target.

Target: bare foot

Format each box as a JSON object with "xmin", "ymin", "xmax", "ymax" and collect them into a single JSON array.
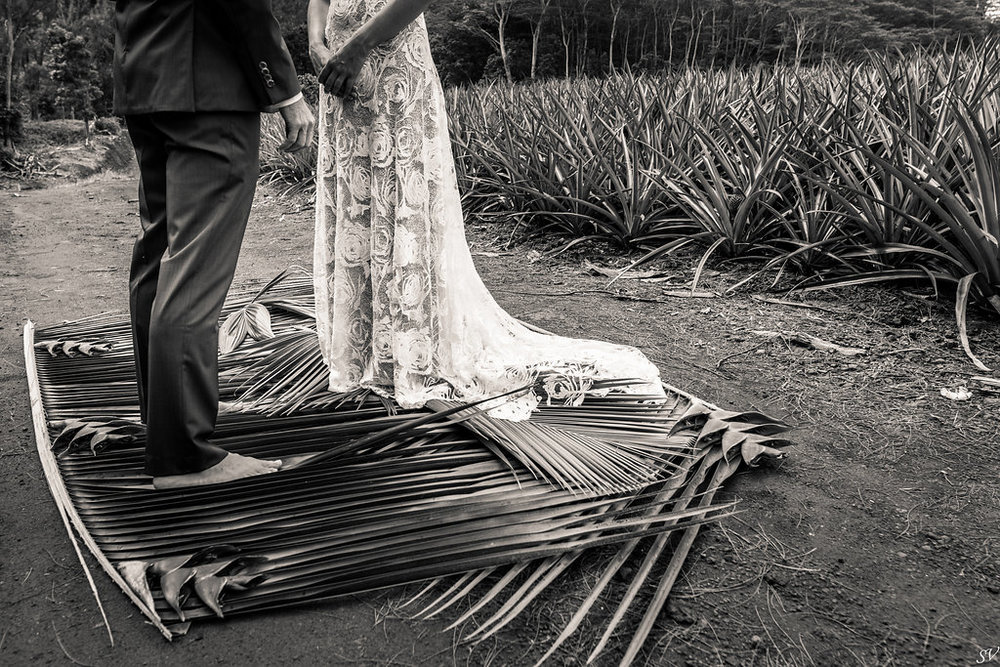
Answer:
[
  {"xmin": 276, "ymin": 452, "xmax": 320, "ymax": 470},
  {"xmin": 152, "ymin": 453, "xmax": 282, "ymax": 490}
]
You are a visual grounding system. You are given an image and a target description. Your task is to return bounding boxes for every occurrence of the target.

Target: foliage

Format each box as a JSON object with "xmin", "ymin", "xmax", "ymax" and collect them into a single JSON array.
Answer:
[
  {"xmin": 258, "ymin": 37, "xmax": 1000, "ymax": 367},
  {"xmin": 281, "ymin": 22, "xmax": 314, "ymax": 79},
  {"xmin": 423, "ymin": 0, "xmax": 495, "ymax": 86},
  {"xmin": 23, "ymin": 117, "xmax": 84, "ymax": 145},
  {"xmin": 92, "ymin": 116, "xmax": 120, "ymax": 135},
  {"xmin": 0, "ymin": 105, "xmax": 21, "ymax": 143},
  {"xmin": 449, "ymin": 76, "xmax": 694, "ymax": 247},
  {"xmin": 2, "ymin": 0, "xmax": 112, "ymax": 123},
  {"xmin": 268, "ymin": 0, "xmax": 992, "ymax": 87},
  {"xmin": 98, "ymin": 132, "xmax": 137, "ymax": 174},
  {"xmin": 454, "ymin": 38, "xmax": 1000, "ymax": 365},
  {"xmin": 0, "ymin": 0, "xmax": 993, "ymax": 126},
  {"xmin": 44, "ymin": 24, "xmax": 101, "ymax": 129}
]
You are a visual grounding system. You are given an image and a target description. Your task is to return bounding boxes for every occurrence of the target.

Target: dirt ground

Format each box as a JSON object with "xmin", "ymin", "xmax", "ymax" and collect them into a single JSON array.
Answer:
[{"xmin": 1, "ymin": 164, "xmax": 999, "ymax": 665}]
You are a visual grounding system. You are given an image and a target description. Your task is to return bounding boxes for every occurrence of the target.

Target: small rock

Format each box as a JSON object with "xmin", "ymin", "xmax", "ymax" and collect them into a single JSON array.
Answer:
[
  {"xmin": 764, "ymin": 571, "xmax": 790, "ymax": 587},
  {"xmin": 940, "ymin": 386, "xmax": 972, "ymax": 401},
  {"xmin": 667, "ymin": 600, "xmax": 696, "ymax": 625}
]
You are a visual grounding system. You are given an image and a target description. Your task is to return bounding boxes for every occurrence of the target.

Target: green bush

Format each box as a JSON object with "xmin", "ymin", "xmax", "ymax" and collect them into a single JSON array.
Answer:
[
  {"xmin": 24, "ymin": 119, "xmax": 86, "ymax": 146},
  {"xmin": 99, "ymin": 132, "xmax": 137, "ymax": 173},
  {"xmin": 93, "ymin": 116, "xmax": 121, "ymax": 135}
]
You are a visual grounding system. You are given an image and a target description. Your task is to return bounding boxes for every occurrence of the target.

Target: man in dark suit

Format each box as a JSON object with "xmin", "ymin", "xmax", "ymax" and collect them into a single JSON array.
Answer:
[{"xmin": 112, "ymin": 0, "xmax": 315, "ymax": 489}]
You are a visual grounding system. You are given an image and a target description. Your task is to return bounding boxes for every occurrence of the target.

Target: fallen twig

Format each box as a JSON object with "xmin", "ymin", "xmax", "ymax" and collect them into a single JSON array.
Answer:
[
  {"xmin": 43, "ymin": 547, "xmax": 71, "ymax": 571},
  {"xmin": 717, "ymin": 343, "xmax": 770, "ymax": 370},
  {"xmin": 663, "ymin": 289, "xmax": 719, "ymax": 298},
  {"xmin": 583, "ymin": 260, "xmax": 667, "ymax": 281},
  {"xmin": 750, "ymin": 294, "xmax": 840, "ymax": 314},
  {"xmin": 52, "ymin": 621, "xmax": 94, "ymax": 667},
  {"xmin": 752, "ymin": 330, "xmax": 866, "ymax": 356},
  {"xmin": 494, "ymin": 288, "xmax": 669, "ymax": 304},
  {"xmin": 884, "ymin": 347, "xmax": 925, "ymax": 357}
]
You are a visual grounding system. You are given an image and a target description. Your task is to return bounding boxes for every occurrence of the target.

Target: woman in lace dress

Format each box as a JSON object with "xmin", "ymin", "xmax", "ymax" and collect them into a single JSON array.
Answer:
[{"xmin": 308, "ymin": 0, "xmax": 664, "ymax": 419}]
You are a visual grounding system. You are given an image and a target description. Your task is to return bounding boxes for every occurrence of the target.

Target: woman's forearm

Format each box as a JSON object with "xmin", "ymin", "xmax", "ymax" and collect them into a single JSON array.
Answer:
[
  {"xmin": 315, "ymin": 0, "xmax": 434, "ymax": 96},
  {"xmin": 308, "ymin": 0, "xmax": 331, "ymax": 47},
  {"xmin": 352, "ymin": 0, "xmax": 435, "ymax": 51}
]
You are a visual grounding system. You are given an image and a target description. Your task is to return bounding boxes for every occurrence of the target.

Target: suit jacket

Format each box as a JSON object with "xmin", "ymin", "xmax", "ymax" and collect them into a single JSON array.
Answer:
[{"xmin": 112, "ymin": 0, "xmax": 301, "ymax": 114}]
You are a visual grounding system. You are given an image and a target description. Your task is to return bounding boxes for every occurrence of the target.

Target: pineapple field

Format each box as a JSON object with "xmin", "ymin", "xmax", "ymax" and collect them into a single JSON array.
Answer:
[{"xmin": 262, "ymin": 38, "xmax": 1000, "ymax": 368}]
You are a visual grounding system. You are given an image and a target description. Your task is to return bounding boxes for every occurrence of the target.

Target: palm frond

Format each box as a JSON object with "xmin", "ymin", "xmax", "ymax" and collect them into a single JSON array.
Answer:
[{"xmin": 25, "ymin": 274, "xmax": 792, "ymax": 664}]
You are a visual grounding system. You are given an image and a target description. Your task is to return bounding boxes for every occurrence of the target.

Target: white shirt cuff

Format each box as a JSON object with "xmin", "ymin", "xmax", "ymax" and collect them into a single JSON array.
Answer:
[{"xmin": 264, "ymin": 92, "xmax": 303, "ymax": 113}]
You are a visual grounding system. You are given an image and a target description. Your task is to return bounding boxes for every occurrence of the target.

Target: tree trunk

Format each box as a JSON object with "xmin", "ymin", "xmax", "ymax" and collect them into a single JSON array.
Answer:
[
  {"xmin": 530, "ymin": 0, "xmax": 551, "ymax": 80},
  {"xmin": 495, "ymin": 2, "xmax": 512, "ymax": 84},
  {"xmin": 531, "ymin": 29, "xmax": 540, "ymax": 79},
  {"xmin": 688, "ymin": 5, "xmax": 705, "ymax": 67},
  {"xmin": 794, "ymin": 20, "xmax": 803, "ymax": 67},
  {"xmin": 708, "ymin": 6, "xmax": 717, "ymax": 69},
  {"xmin": 622, "ymin": 22, "xmax": 631, "ymax": 71},
  {"xmin": 570, "ymin": 0, "xmax": 593, "ymax": 77},
  {"xmin": 608, "ymin": 2, "xmax": 621, "ymax": 73},
  {"xmin": 667, "ymin": 7, "xmax": 678, "ymax": 66},
  {"xmin": 639, "ymin": 16, "xmax": 648, "ymax": 64},
  {"xmin": 651, "ymin": 1, "xmax": 659, "ymax": 61},
  {"xmin": 559, "ymin": 9, "xmax": 571, "ymax": 78},
  {"xmin": 4, "ymin": 14, "xmax": 14, "ymax": 110}
]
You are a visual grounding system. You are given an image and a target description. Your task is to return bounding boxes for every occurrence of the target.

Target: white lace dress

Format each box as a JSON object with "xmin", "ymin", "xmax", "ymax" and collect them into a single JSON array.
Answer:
[{"xmin": 314, "ymin": 0, "xmax": 664, "ymax": 419}]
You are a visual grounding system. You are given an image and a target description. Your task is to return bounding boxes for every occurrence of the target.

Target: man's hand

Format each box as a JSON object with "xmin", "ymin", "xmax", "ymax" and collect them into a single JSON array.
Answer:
[
  {"xmin": 278, "ymin": 98, "xmax": 316, "ymax": 153},
  {"xmin": 318, "ymin": 37, "xmax": 371, "ymax": 99}
]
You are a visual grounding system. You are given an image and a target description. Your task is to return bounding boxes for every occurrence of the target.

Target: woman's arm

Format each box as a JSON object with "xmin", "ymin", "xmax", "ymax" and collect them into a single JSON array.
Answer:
[
  {"xmin": 347, "ymin": 0, "xmax": 435, "ymax": 53},
  {"xmin": 319, "ymin": 0, "xmax": 435, "ymax": 98},
  {"xmin": 307, "ymin": 0, "xmax": 332, "ymax": 74}
]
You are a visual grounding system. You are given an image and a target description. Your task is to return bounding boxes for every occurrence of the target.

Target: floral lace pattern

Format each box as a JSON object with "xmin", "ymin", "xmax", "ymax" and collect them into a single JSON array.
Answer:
[{"xmin": 314, "ymin": 1, "xmax": 664, "ymax": 419}]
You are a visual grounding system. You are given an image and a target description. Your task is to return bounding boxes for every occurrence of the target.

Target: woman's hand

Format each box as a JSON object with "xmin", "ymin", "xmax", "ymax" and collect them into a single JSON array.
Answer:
[
  {"xmin": 318, "ymin": 37, "xmax": 371, "ymax": 99},
  {"xmin": 309, "ymin": 41, "xmax": 333, "ymax": 76}
]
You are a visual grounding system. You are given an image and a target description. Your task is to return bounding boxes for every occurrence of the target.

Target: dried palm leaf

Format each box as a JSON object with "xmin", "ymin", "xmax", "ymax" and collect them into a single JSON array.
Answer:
[{"xmin": 24, "ymin": 273, "xmax": 792, "ymax": 665}]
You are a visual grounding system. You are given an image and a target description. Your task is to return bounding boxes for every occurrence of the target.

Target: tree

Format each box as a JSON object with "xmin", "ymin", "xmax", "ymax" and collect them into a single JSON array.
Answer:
[
  {"xmin": 526, "ymin": 0, "xmax": 553, "ymax": 78},
  {"xmin": 1, "ymin": 0, "xmax": 38, "ymax": 147},
  {"xmin": 988, "ymin": 0, "xmax": 1000, "ymax": 20},
  {"xmin": 866, "ymin": 0, "xmax": 984, "ymax": 46},
  {"xmin": 46, "ymin": 24, "xmax": 100, "ymax": 144},
  {"xmin": 487, "ymin": 0, "xmax": 516, "ymax": 83},
  {"xmin": 3, "ymin": 0, "xmax": 994, "ymax": 129},
  {"xmin": 425, "ymin": 0, "xmax": 495, "ymax": 86}
]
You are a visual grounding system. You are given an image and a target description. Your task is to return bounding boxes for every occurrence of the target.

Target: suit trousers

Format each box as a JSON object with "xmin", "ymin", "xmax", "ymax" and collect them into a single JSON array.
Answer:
[{"xmin": 125, "ymin": 112, "xmax": 261, "ymax": 477}]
